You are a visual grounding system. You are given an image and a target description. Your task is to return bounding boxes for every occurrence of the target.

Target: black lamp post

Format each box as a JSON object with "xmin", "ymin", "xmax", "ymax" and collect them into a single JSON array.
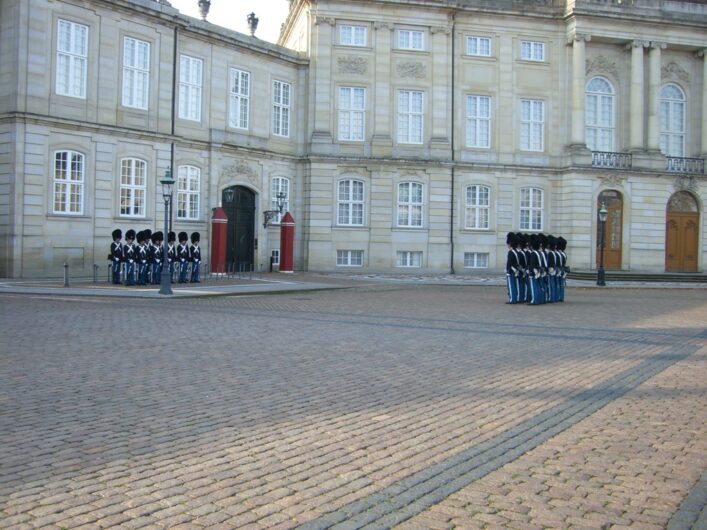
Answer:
[
  {"xmin": 597, "ymin": 201, "xmax": 608, "ymax": 286},
  {"xmin": 159, "ymin": 167, "xmax": 175, "ymax": 295},
  {"xmin": 263, "ymin": 191, "xmax": 286, "ymax": 228}
]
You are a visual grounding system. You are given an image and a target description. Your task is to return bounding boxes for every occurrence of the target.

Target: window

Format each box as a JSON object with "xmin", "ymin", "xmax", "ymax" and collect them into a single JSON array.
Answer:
[
  {"xmin": 56, "ymin": 19, "xmax": 88, "ymax": 98},
  {"xmin": 340, "ymin": 25, "xmax": 366, "ymax": 46},
  {"xmin": 337, "ymin": 250, "xmax": 363, "ymax": 266},
  {"xmin": 397, "ymin": 182, "xmax": 423, "ymax": 227},
  {"xmin": 53, "ymin": 150, "xmax": 84, "ymax": 214},
  {"xmin": 177, "ymin": 166, "xmax": 200, "ymax": 220},
  {"xmin": 466, "ymin": 95, "xmax": 491, "ymax": 148},
  {"xmin": 338, "ymin": 87, "xmax": 365, "ymax": 141},
  {"xmin": 398, "ymin": 90, "xmax": 424, "ymax": 144},
  {"xmin": 660, "ymin": 83, "xmax": 686, "ymax": 157},
  {"xmin": 521, "ymin": 40, "xmax": 545, "ymax": 61},
  {"xmin": 122, "ymin": 37, "xmax": 150, "ymax": 109},
  {"xmin": 464, "ymin": 252, "xmax": 489, "ymax": 268},
  {"xmin": 120, "ymin": 158, "xmax": 146, "ymax": 217},
  {"xmin": 337, "ymin": 179, "xmax": 364, "ymax": 226},
  {"xmin": 229, "ymin": 68, "xmax": 250, "ymax": 129},
  {"xmin": 398, "ymin": 29, "xmax": 424, "ymax": 51},
  {"xmin": 520, "ymin": 187, "xmax": 543, "ymax": 231},
  {"xmin": 271, "ymin": 249, "xmax": 280, "ymax": 265},
  {"xmin": 179, "ymin": 55, "xmax": 202, "ymax": 121},
  {"xmin": 465, "ymin": 185, "xmax": 490, "ymax": 229},
  {"xmin": 585, "ymin": 77, "xmax": 614, "ymax": 152},
  {"xmin": 271, "ymin": 177, "xmax": 290, "ymax": 224},
  {"xmin": 466, "ymin": 36, "xmax": 491, "ymax": 57},
  {"xmin": 520, "ymin": 99, "xmax": 544, "ymax": 151},
  {"xmin": 397, "ymin": 251, "xmax": 422, "ymax": 268},
  {"xmin": 272, "ymin": 80, "xmax": 291, "ymax": 137}
]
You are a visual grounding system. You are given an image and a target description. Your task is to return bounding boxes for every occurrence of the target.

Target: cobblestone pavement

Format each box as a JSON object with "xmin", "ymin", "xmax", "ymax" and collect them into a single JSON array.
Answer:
[{"xmin": 1, "ymin": 284, "xmax": 706, "ymax": 529}]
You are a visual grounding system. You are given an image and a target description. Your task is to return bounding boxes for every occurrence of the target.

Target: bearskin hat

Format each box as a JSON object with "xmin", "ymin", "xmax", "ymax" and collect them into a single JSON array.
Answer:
[
  {"xmin": 547, "ymin": 235, "xmax": 557, "ymax": 250},
  {"xmin": 136, "ymin": 231, "xmax": 145, "ymax": 243},
  {"xmin": 126, "ymin": 229, "xmax": 136, "ymax": 240},
  {"xmin": 152, "ymin": 231, "xmax": 163, "ymax": 243},
  {"xmin": 530, "ymin": 234, "xmax": 541, "ymax": 251},
  {"xmin": 168, "ymin": 231, "xmax": 176, "ymax": 243},
  {"xmin": 538, "ymin": 233, "xmax": 548, "ymax": 249},
  {"xmin": 178, "ymin": 231, "xmax": 188, "ymax": 242},
  {"xmin": 506, "ymin": 232, "xmax": 517, "ymax": 246},
  {"xmin": 111, "ymin": 228, "xmax": 122, "ymax": 240},
  {"xmin": 557, "ymin": 237, "xmax": 567, "ymax": 251},
  {"xmin": 191, "ymin": 231, "xmax": 200, "ymax": 243}
]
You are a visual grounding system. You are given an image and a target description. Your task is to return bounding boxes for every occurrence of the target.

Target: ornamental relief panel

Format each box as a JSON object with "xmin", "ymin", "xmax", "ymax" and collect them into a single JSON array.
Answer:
[
  {"xmin": 672, "ymin": 175, "xmax": 698, "ymax": 194},
  {"xmin": 396, "ymin": 60, "xmax": 426, "ymax": 79},
  {"xmin": 337, "ymin": 56, "xmax": 368, "ymax": 75},
  {"xmin": 586, "ymin": 55, "xmax": 619, "ymax": 79},
  {"xmin": 221, "ymin": 162, "xmax": 261, "ymax": 189},
  {"xmin": 598, "ymin": 174, "xmax": 627, "ymax": 188},
  {"xmin": 662, "ymin": 61, "xmax": 690, "ymax": 84}
]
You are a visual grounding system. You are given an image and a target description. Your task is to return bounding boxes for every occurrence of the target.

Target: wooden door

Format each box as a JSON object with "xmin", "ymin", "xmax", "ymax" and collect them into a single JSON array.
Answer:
[
  {"xmin": 665, "ymin": 191, "xmax": 699, "ymax": 272},
  {"xmin": 223, "ymin": 186, "xmax": 256, "ymax": 272},
  {"xmin": 597, "ymin": 190, "xmax": 623, "ymax": 270}
]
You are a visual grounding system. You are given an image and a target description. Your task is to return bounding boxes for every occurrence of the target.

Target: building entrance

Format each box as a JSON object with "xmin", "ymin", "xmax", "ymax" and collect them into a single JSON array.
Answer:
[
  {"xmin": 223, "ymin": 186, "xmax": 256, "ymax": 272},
  {"xmin": 597, "ymin": 190, "xmax": 623, "ymax": 270},
  {"xmin": 666, "ymin": 191, "xmax": 699, "ymax": 272}
]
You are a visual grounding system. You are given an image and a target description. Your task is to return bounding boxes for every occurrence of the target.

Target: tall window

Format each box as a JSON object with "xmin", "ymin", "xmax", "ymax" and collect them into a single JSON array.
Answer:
[
  {"xmin": 465, "ymin": 185, "xmax": 490, "ymax": 229},
  {"xmin": 398, "ymin": 90, "xmax": 424, "ymax": 144},
  {"xmin": 398, "ymin": 30, "xmax": 424, "ymax": 51},
  {"xmin": 397, "ymin": 251, "xmax": 422, "ymax": 268},
  {"xmin": 585, "ymin": 77, "xmax": 614, "ymax": 151},
  {"xmin": 179, "ymin": 55, "xmax": 202, "ymax": 121},
  {"xmin": 520, "ymin": 99, "xmax": 544, "ymax": 151},
  {"xmin": 271, "ymin": 177, "xmax": 290, "ymax": 223},
  {"xmin": 122, "ymin": 37, "xmax": 150, "ymax": 109},
  {"xmin": 338, "ymin": 87, "xmax": 365, "ymax": 141},
  {"xmin": 229, "ymin": 68, "xmax": 250, "ymax": 129},
  {"xmin": 340, "ymin": 25, "xmax": 366, "ymax": 46},
  {"xmin": 177, "ymin": 166, "xmax": 200, "ymax": 220},
  {"xmin": 272, "ymin": 80, "xmax": 291, "ymax": 137},
  {"xmin": 120, "ymin": 158, "xmax": 146, "ymax": 217},
  {"xmin": 337, "ymin": 179, "xmax": 364, "ymax": 226},
  {"xmin": 466, "ymin": 36, "xmax": 491, "ymax": 57},
  {"xmin": 466, "ymin": 95, "xmax": 491, "ymax": 148},
  {"xmin": 660, "ymin": 83, "xmax": 686, "ymax": 157},
  {"xmin": 520, "ymin": 187, "xmax": 543, "ymax": 231},
  {"xmin": 56, "ymin": 20, "xmax": 88, "ymax": 98},
  {"xmin": 53, "ymin": 150, "xmax": 84, "ymax": 214},
  {"xmin": 520, "ymin": 40, "xmax": 545, "ymax": 61},
  {"xmin": 397, "ymin": 182, "xmax": 423, "ymax": 227}
]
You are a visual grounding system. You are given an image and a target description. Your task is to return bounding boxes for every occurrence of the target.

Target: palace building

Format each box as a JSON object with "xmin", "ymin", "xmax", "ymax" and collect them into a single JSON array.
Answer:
[{"xmin": 1, "ymin": 0, "xmax": 705, "ymax": 278}]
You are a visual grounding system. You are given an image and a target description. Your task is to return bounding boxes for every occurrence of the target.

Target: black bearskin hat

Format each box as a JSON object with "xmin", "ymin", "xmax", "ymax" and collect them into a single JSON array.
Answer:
[
  {"xmin": 168, "ymin": 231, "xmax": 176, "ymax": 243},
  {"xmin": 506, "ymin": 232, "xmax": 517, "ymax": 246},
  {"xmin": 178, "ymin": 231, "xmax": 188, "ymax": 242},
  {"xmin": 112, "ymin": 228, "xmax": 122, "ymax": 240},
  {"xmin": 530, "ymin": 234, "xmax": 541, "ymax": 251},
  {"xmin": 557, "ymin": 237, "xmax": 567, "ymax": 251},
  {"xmin": 136, "ymin": 231, "xmax": 145, "ymax": 243},
  {"xmin": 191, "ymin": 231, "xmax": 200, "ymax": 243},
  {"xmin": 152, "ymin": 231, "xmax": 163, "ymax": 243},
  {"xmin": 547, "ymin": 235, "xmax": 557, "ymax": 250},
  {"xmin": 126, "ymin": 229, "xmax": 136, "ymax": 240}
]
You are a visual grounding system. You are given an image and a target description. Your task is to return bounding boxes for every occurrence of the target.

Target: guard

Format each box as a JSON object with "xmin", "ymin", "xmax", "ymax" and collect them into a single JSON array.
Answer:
[{"xmin": 110, "ymin": 229, "xmax": 123, "ymax": 284}]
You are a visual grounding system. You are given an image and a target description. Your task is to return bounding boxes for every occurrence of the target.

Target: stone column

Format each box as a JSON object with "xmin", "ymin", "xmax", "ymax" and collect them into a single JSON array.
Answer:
[
  {"xmin": 699, "ymin": 49, "xmax": 707, "ymax": 155},
  {"xmin": 647, "ymin": 41, "xmax": 666, "ymax": 152},
  {"xmin": 430, "ymin": 25, "xmax": 451, "ymax": 156},
  {"xmin": 569, "ymin": 33, "xmax": 590, "ymax": 147},
  {"xmin": 311, "ymin": 16, "xmax": 335, "ymax": 147},
  {"xmin": 371, "ymin": 21, "xmax": 393, "ymax": 156},
  {"xmin": 628, "ymin": 40, "xmax": 648, "ymax": 151}
]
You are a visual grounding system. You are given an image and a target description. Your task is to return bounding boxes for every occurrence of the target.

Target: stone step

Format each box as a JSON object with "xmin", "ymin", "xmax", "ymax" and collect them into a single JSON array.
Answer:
[{"xmin": 568, "ymin": 270, "xmax": 707, "ymax": 283}]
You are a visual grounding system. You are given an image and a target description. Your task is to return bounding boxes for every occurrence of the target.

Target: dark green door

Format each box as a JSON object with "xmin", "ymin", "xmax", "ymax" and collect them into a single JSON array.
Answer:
[{"xmin": 223, "ymin": 186, "xmax": 255, "ymax": 272}]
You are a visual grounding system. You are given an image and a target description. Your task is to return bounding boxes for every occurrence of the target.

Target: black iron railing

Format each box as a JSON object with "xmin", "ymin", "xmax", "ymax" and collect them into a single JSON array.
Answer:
[
  {"xmin": 666, "ymin": 157, "xmax": 705, "ymax": 174},
  {"xmin": 591, "ymin": 151, "xmax": 632, "ymax": 169}
]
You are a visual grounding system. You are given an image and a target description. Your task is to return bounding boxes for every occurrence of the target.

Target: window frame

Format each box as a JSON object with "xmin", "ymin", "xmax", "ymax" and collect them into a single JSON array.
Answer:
[
  {"xmin": 229, "ymin": 68, "xmax": 251, "ymax": 130},
  {"xmin": 520, "ymin": 99, "xmax": 545, "ymax": 152},
  {"xmin": 465, "ymin": 185, "xmax": 490, "ymax": 230},
  {"xmin": 466, "ymin": 36, "xmax": 491, "ymax": 57},
  {"xmin": 53, "ymin": 150, "xmax": 85, "ymax": 215},
  {"xmin": 519, "ymin": 187, "xmax": 544, "ymax": 231},
  {"xmin": 464, "ymin": 252, "xmax": 489, "ymax": 269},
  {"xmin": 122, "ymin": 36, "xmax": 150, "ymax": 110},
  {"xmin": 396, "ymin": 181, "xmax": 424, "ymax": 228},
  {"xmin": 520, "ymin": 40, "xmax": 545, "ymax": 62},
  {"xmin": 119, "ymin": 158, "xmax": 147, "ymax": 218},
  {"xmin": 336, "ymin": 250, "xmax": 364, "ymax": 267},
  {"xmin": 336, "ymin": 179, "xmax": 365, "ymax": 226},
  {"xmin": 271, "ymin": 177, "xmax": 290, "ymax": 224},
  {"xmin": 397, "ymin": 29, "xmax": 425, "ymax": 51},
  {"xmin": 396, "ymin": 251, "xmax": 422, "ymax": 268},
  {"xmin": 660, "ymin": 83, "xmax": 686, "ymax": 157},
  {"xmin": 178, "ymin": 54, "xmax": 203, "ymax": 122},
  {"xmin": 585, "ymin": 76, "xmax": 615, "ymax": 152},
  {"xmin": 397, "ymin": 89, "xmax": 424, "ymax": 145},
  {"xmin": 177, "ymin": 165, "xmax": 201, "ymax": 221},
  {"xmin": 338, "ymin": 86, "xmax": 366, "ymax": 141},
  {"xmin": 272, "ymin": 80, "xmax": 291, "ymax": 138},
  {"xmin": 466, "ymin": 95, "xmax": 491, "ymax": 149},
  {"xmin": 339, "ymin": 24, "xmax": 367, "ymax": 47},
  {"xmin": 56, "ymin": 19, "xmax": 88, "ymax": 99}
]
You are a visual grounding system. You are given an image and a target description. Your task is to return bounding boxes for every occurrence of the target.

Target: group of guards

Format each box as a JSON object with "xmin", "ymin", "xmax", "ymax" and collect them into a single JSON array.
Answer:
[
  {"xmin": 110, "ymin": 229, "xmax": 202, "ymax": 286},
  {"xmin": 506, "ymin": 232, "xmax": 569, "ymax": 305}
]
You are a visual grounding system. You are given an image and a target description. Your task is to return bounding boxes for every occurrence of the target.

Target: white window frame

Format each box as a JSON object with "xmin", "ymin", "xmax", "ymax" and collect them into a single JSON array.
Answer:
[
  {"xmin": 520, "ymin": 40, "xmax": 545, "ymax": 62},
  {"xmin": 397, "ymin": 182, "xmax": 423, "ymax": 228},
  {"xmin": 271, "ymin": 177, "xmax": 290, "ymax": 224},
  {"xmin": 585, "ymin": 77, "xmax": 615, "ymax": 152},
  {"xmin": 337, "ymin": 179, "xmax": 364, "ymax": 226},
  {"xmin": 229, "ymin": 68, "xmax": 250, "ymax": 130},
  {"xmin": 339, "ymin": 25, "xmax": 367, "ymax": 47},
  {"xmin": 398, "ymin": 29, "xmax": 425, "ymax": 51},
  {"xmin": 660, "ymin": 83, "xmax": 686, "ymax": 157},
  {"xmin": 119, "ymin": 158, "xmax": 147, "ymax": 218},
  {"xmin": 520, "ymin": 187, "xmax": 543, "ymax": 231},
  {"xmin": 272, "ymin": 80, "xmax": 291, "ymax": 137},
  {"xmin": 56, "ymin": 19, "xmax": 88, "ymax": 99},
  {"xmin": 464, "ymin": 252, "xmax": 489, "ymax": 269},
  {"xmin": 520, "ymin": 99, "xmax": 544, "ymax": 152},
  {"xmin": 466, "ymin": 95, "xmax": 491, "ymax": 148},
  {"xmin": 465, "ymin": 185, "xmax": 490, "ymax": 230},
  {"xmin": 178, "ymin": 55, "xmax": 203, "ymax": 122},
  {"xmin": 122, "ymin": 37, "xmax": 150, "ymax": 110},
  {"xmin": 177, "ymin": 165, "xmax": 200, "ymax": 220},
  {"xmin": 398, "ymin": 90, "xmax": 424, "ymax": 145},
  {"xmin": 466, "ymin": 36, "xmax": 491, "ymax": 57},
  {"xmin": 53, "ymin": 150, "xmax": 84, "ymax": 215},
  {"xmin": 336, "ymin": 250, "xmax": 364, "ymax": 267},
  {"xmin": 338, "ymin": 87, "xmax": 365, "ymax": 141},
  {"xmin": 396, "ymin": 251, "xmax": 422, "ymax": 268},
  {"xmin": 271, "ymin": 249, "xmax": 280, "ymax": 265}
]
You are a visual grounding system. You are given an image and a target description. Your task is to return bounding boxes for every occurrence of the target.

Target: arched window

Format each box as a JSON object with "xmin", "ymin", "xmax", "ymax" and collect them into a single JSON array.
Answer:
[
  {"xmin": 397, "ymin": 182, "xmax": 423, "ymax": 227},
  {"xmin": 585, "ymin": 76, "xmax": 614, "ymax": 151},
  {"xmin": 660, "ymin": 83, "xmax": 686, "ymax": 157},
  {"xmin": 271, "ymin": 177, "xmax": 290, "ymax": 223},
  {"xmin": 465, "ymin": 185, "xmax": 490, "ymax": 229},
  {"xmin": 53, "ymin": 150, "xmax": 84, "ymax": 214},
  {"xmin": 120, "ymin": 158, "xmax": 146, "ymax": 217},
  {"xmin": 337, "ymin": 179, "xmax": 364, "ymax": 226},
  {"xmin": 177, "ymin": 165, "xmax": 200, "ymax": 220}
]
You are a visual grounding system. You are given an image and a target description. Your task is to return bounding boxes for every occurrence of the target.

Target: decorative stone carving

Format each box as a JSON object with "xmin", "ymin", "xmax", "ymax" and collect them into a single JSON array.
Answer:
[
  {"xmin": 586, "ymin": 55, "xmax": 619, "ymax": 78},
  {"xmin": 567, "ymin": 33, "xmax": 591, "ymax": 45},
  {"xmin": 314, "ymin": 16, "xmax": 335, "ymax": 26},
  {"xmin": 373, "ymin": 21, "xmax": 392, "ymax": 31},
  {"xmin": 668, "ymin": 190, "xmax": 699, "ymax": 212},
  {"xmin": 673, "ymin": 175, "xmax": 698, "ymax": 194},
  {"xmin": 662, "ymin": 61, "xmax": 690, "ymax": 83},
  {"xmin": 396, "ymin": 60, "xmax": 426, "ymax": 79},
  {"xmin": 430, "ymin": 26, "xmax": 451, "ymax": 35},
  {"xmin": 598, "ymin": 174, "xmax": 626, "ymax": 188},
  {"xmin": 338, "ymin": 56, "xmax": 368, "ymax": 74},
  {"xmin": 221, "ymin": 161, "xmax": 260, "ymax": 189}
]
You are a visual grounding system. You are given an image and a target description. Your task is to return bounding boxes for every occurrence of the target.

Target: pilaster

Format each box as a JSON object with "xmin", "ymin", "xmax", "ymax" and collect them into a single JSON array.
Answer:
[
  {"xmin": 569, "ymin": 33, "xmax": 590, "ymax": 148},
  {"xmin": 627, "ymin": 40, "xmax": 649, "ymax": 152},
  {"xmin": 371, "ymin": 21, "xmax": 393, "ymax": 157},
  {"xmin": 430, "ymin": 25, "xmax": 451, "ymax": 158},
  {"xmin": 647, "ymin": 41, "xmax": 666, "ymax": 153},
  {"xmin": 698, "ymin": 49, "xmax": 707, "ymax": 156},
  {"xmin": 311, "ymin": 16, "xmax": 335, "ymax": 148}
]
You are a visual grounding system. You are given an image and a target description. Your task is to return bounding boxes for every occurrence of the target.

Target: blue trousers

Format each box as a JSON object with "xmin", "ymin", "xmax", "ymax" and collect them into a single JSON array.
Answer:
[
  {"xmin": 528, "ymin": 277, "xmax": 543, "ymax": 305},
  {"xmin": 506, "ymin": 274, "xmax": 520, "ymax": 303},
  {"xmin": 179, "ymin": 261, "xmax": 189, "ymax": 283},
  {"xmin": 125, "ymin": 261, "xmax": 135, "ymax": 286},
  {"xmin": 111, "ymin": 261, "xmax": 122, "ymax": 284},
  {"xmin": 190, "ymin": 261, "xmax": 201, "ymax": 282},
  {"xmin": 152, "ymin": 262, "xmax": 161, "ymax": 284},
  {"xmin": 518, "ymin": 273, "xmax": 527, "ymax": 303}
]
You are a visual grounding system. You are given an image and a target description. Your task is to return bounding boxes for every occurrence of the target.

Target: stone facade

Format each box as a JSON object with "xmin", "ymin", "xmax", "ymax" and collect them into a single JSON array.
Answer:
[{"xmin": 0, "ymin": 0, "xmax": 705, "ymax": 277}]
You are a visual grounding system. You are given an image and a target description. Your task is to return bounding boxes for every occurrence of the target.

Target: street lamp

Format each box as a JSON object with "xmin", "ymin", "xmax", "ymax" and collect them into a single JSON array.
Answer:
[
  {"xmin": 597, "ymin": 201, "xmax": 608, "ymax": 286},
  {"xmin": 159, "ymin": 167, "xmax": 175, "ymax": 295},
  {"xmin": 263, "ymin": 191, "xmax": 286, "ymax": 228}
]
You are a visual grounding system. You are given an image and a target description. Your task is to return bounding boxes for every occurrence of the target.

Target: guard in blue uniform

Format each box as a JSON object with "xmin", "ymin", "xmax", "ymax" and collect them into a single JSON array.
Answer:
[
  {"xmin": 557, "ymin": 236, "xmax": 568, "ymax": 302},
  {"xmin": 505, "ymin": 232, "xmax": 520, "ymax": 304},
  {"xmin": 527, "ymin": 234, "xmax": 544, "ymax": 305},
  {"xmin": 189, "ymin": 232, "xmax": 201, "ymax": 283},
  {"xmin": 143, "ymin": 229, "xmax": 153, "ymax": 284},
  {"xmin": 150, "ymin": 231, "xmax": 163, "ymax": 284},
  {"xmin": 166, "ymin": 231, "xmax": 177, "ymax": 283},
  {"xmin": 177, "ymin": 232, "xmax": 190, "ymax": 283},
  {"xmin": 123, "ymin": 229, "xmax": 137, "ymax": 286},
  {"xmin": 110, "ymin": 229, "xmax": 123, "ymax": 284},
  {"xmin": 515, "ymin": 233, "xmax": 528, "ymax": 304},
  {"xmin": 135, "ymin": 231, "xmax": 148, "ymax": 285}
]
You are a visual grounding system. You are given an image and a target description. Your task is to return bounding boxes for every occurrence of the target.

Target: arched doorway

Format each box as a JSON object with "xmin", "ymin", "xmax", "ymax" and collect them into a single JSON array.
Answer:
[
  {"xmin": 222, "ymin": 186, "xmax": 256, "ymax": 272},
  {"xmin": 665, "ymin": 191, "xmax": 699, "ymax": 272},
  {"xmin": 597, "ymin": 190, "xmax": 623, "ymax": 270}
]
